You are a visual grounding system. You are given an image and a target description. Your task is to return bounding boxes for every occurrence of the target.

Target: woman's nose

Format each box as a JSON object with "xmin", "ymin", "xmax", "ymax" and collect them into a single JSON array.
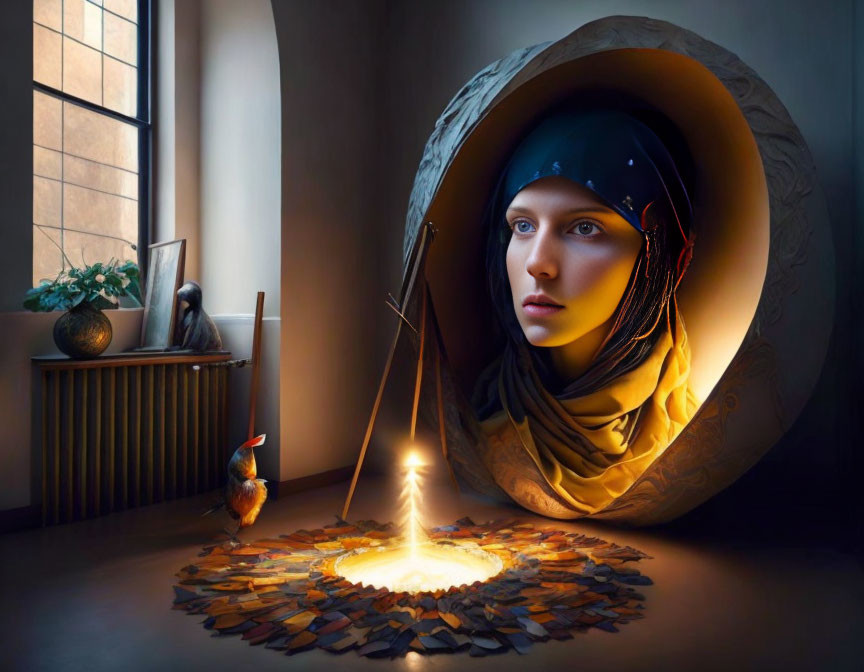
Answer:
[{"xmin": 525, "ymin": 229, "xmax": 559, "ymax": 279}]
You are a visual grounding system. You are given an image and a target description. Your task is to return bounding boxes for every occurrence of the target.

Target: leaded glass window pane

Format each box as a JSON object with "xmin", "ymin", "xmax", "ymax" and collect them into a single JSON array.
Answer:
[{"xmin": 32, "ymin": 0, "xmax": 147, "ymax": 286}]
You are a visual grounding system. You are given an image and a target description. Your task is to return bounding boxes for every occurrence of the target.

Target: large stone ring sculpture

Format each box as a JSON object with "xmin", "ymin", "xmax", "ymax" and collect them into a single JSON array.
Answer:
[{"xmin": 402, "ymin": 15, "xmax": 834, "ymax": 525}]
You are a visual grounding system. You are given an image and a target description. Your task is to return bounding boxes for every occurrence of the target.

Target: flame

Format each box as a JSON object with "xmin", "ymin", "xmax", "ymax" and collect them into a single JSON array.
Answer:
[
  {"xmin": 334, "ymin": 447, "xmax": 502, "ymax": 593},
  {"xmin": 403, "ymin": 451, "xmax": 424, "ymax": 557},
  {"xmin": 404, "ymin": 451, "xmax": 423, "ymax": 469}
]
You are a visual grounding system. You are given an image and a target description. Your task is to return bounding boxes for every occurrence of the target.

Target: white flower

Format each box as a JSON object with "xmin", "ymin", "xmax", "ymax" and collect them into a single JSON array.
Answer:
[
  {"xmin": 98, "ymin": 288, "xmax": 119, "ymax": 304},
  {"xmin": 95, "ymin": 274, "xmax": 106, "ymax": 283}
]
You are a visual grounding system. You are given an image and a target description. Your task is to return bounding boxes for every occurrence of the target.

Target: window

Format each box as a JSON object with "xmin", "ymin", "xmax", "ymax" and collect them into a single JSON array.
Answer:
[{"xmin": 32, "ymin": 0, "xmax": 150, "ymax": 286}]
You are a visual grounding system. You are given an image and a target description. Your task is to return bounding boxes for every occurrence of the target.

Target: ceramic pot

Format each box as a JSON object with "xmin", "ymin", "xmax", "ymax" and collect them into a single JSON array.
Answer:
[{"xmin": 53, "ymin": 303, "xmax": 112, "ymax": 359}]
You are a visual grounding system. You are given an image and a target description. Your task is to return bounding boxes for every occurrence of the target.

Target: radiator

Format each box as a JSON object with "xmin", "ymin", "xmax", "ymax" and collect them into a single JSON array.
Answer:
[{"xmin": 35, "ymin": 355, "xmax": 231, "ymax": 525}]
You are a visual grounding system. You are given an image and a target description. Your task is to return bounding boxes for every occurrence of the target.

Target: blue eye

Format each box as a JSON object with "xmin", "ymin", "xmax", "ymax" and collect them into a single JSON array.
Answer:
[
  {"xmin": 512, "ymin": 220, "xmax": 534, "ymax": 234},
  {"xmin": 574, "ymin": 221, "xmax": 599, "ymax": 235}
]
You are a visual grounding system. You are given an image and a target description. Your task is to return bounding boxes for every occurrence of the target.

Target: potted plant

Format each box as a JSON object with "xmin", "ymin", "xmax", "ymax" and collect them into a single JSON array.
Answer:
[{"xmin": 24, "ymin": 260, "xmax": 143, "ymax": 359}]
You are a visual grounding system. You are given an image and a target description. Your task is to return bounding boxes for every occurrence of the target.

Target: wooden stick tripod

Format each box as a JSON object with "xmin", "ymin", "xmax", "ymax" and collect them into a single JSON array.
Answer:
[
  {"xmin": 341, "ymin": 222, "xmax": 459, "ymax": 520},
  {"xmin": 247, "ymin": 291, "xmax": 265, "ymax": 440}
]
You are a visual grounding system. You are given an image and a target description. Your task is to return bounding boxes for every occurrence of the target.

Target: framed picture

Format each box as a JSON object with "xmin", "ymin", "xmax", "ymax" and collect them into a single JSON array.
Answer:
[{"xmin": 140, "ymin": 239, "xmax": 186, "ymax": 349}]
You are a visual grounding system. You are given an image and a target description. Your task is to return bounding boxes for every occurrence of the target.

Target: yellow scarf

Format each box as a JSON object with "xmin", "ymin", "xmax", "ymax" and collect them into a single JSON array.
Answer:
[{"xmin": 479, "ymin": 317, "xmax": 697, "ymax": 516}]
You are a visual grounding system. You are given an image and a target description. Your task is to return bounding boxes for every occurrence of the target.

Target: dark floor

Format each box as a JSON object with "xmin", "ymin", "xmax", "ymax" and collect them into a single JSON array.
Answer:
[{"xmin": 1, "ymin": 474, "xmax": 862, "ymax": 672}]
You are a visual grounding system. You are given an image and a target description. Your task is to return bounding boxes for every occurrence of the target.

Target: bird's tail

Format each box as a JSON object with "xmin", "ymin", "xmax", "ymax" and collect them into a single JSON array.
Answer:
[{"xmin": 202, "ymin": 499, "xmax": 225, "ymax": 517}]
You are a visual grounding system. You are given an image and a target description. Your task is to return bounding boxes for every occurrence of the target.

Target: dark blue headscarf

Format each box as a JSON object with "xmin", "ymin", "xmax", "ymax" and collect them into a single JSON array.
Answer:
[{"xmin": 499, "ymin": 109, "xmax": 692, "ymax": 233}]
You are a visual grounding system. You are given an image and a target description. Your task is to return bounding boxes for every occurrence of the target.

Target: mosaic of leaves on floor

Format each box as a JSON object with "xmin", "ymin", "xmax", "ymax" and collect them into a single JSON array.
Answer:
[{"xmin": 173, "ymin": 517, "xmax": 653, "ymax": 657}]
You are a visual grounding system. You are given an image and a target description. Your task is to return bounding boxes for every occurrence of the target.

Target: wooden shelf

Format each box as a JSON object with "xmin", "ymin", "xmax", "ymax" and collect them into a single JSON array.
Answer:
[{"xmin": 32, "ymin": 351, "xmax": 232, "ymax": 370}]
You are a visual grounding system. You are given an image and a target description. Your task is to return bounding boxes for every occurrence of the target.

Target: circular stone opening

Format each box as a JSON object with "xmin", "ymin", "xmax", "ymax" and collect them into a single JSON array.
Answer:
[{"xmin": 334, "ymin": 541, "xmax": 504, "ymax": 593}]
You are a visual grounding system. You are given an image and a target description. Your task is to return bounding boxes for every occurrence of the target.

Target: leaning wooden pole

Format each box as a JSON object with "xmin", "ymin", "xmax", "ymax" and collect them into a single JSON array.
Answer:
[
  {"xmin": 430, "ymin": 280, "xmax": 460, "ymax": 493},
  {"xmin": 247, "ymin": 292, "xmax": 265, "ymax": 441},
  {"xmin": 341, "ymin": 222, "xmax": 436, "ymax": 520},
  {"xmin": 408, "ymin": 283, "xmax": 427, "ymax": 443}
]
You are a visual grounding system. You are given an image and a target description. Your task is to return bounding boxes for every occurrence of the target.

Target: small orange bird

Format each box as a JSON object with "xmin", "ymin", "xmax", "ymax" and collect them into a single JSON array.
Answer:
[{"xmin": 205, "ymin": 434, "xmax": 268, "ymax": 537}]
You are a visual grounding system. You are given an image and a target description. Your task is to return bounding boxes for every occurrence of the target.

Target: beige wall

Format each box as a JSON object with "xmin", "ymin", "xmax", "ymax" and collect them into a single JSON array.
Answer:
[
  {"xmin": 199, "ymin": 0, "xmax": 281, "ymax": 317},
  {"xmin": 154, "ymin": 0, "xmax": 202, "ymax": 281},
  {"xmin": 271, "ymin": 0, "xmax": 393, "ymax": 480}
]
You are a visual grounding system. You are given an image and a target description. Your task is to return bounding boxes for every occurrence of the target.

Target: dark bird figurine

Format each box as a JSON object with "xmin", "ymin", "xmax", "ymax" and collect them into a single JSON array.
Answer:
[
  {"xmin": 204, "ymin": 434, "xmax": 268, "ymax": 539},
  {"xmin": 177, "ymin": 280, "xmax": 222, "ymax": 351}
]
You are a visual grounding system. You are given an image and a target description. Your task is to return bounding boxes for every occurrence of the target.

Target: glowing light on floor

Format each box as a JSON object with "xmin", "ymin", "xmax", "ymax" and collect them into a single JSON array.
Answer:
[{"xmin": 334, "ymin": 451, "xmax": 503, "ymax": 593}]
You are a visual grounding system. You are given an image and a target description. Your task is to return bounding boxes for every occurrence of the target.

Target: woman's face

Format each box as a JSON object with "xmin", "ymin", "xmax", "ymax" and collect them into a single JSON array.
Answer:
[{"xmin": 505, "ymin": 176, "xmax": 643, "ymax": 349}]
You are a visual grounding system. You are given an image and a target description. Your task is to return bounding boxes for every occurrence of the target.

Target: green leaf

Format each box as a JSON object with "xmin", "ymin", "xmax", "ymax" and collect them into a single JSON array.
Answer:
[
  {"xmin": 23, "ymin": 295, "xmax": 43, "ymax": 311},
  {"xmin": 119, "ymin": 261, "xmax": 139, "ymax": 278},
  {"xmin": 126, "ymin": 277, "xmax": 143, "ymax": 304},
  {"xmin": 24, "ymin": 286, "xmax": 46, "ymax": 299},
  {"xmin": 43, "ymin": 294, "xmax": 61, "ymax": 311}
]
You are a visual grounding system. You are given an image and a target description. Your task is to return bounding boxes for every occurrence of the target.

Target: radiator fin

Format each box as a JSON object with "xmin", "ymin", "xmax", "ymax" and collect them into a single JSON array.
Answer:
[{"xmin": 41, "ymin": 364, "xmax": 228, "ymax": 525}]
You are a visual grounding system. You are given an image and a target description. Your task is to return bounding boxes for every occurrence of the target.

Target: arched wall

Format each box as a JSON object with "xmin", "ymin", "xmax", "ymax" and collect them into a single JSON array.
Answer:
[{"xmin": 270, "ymin": 0, "xmax": 392, "ymax": 482}]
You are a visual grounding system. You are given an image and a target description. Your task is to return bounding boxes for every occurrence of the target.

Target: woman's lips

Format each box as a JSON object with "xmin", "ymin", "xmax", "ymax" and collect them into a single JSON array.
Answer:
[{"xmin": 523, "ymin": 303, "xmax": 564, "ymax": 317}]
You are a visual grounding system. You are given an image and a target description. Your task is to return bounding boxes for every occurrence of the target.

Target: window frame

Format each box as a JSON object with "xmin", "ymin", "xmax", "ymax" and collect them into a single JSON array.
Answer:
[{"xmin": 32, "ymin": 0, "xmax": 153, "ymax": 284}]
